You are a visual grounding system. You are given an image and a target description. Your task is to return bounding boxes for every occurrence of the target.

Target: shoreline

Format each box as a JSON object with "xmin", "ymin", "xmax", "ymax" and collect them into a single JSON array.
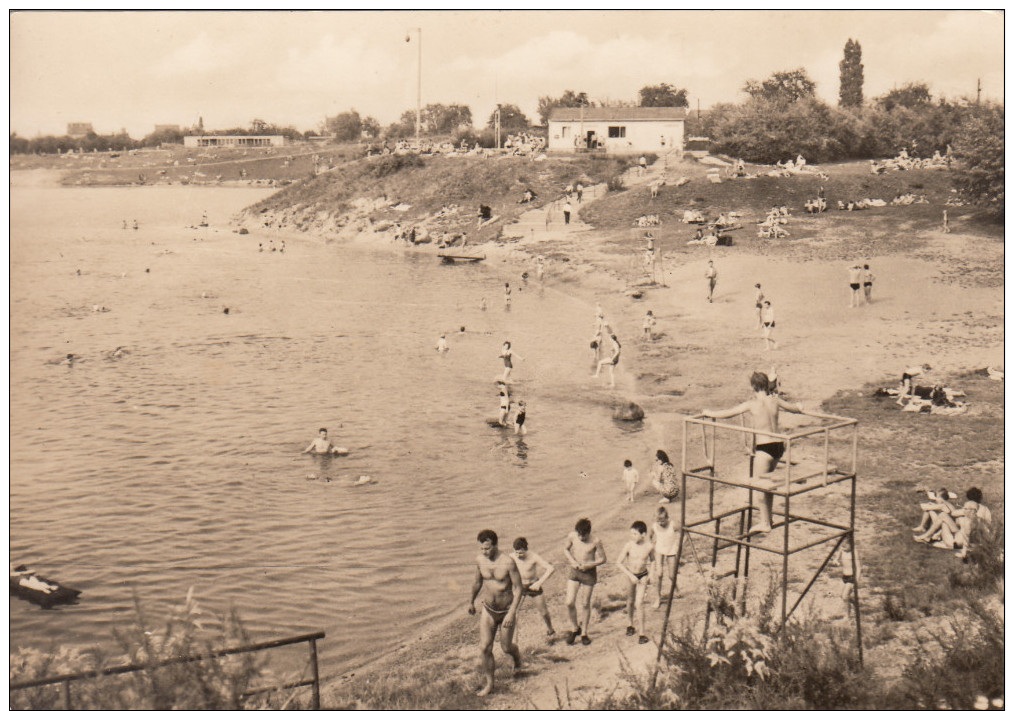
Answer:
[{"xmin": 253, "ymin": 196, "xmax": 1002, "ymax": 706}]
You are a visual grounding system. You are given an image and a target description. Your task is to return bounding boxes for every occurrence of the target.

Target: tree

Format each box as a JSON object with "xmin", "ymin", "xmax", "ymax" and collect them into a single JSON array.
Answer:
[
  {"xmin": 361, "ymin": 116, "xmax": 381, "ymax": 139},
  {"xmin": 420, "ymin": 104, "xmax": 472, "ymax": 135},
  {"xmin": 638, "ymin": 83, "xmax": 689, "ymax": 108},
  {"xmin": 838, "ymin": 39, "xmax": 864, "ymax": 108},
  {"xmin": 325, "ymin": 110, "xmax": 363, "ymax": 143},
  {"xmin": 488, "ymin": 104, "xmax": 530, "ymax": 133},
  {"xmin": 536, "ymin": 90, "xmax": 590, "ymax": 125},
  {"xmin": 876, "ymin": 83, "xmax": 932, "ymax": 111},
  {"xmin": 743, "ymin": 68, "xmax": 816, "ymax": 104},
  {"xmin": 951, "ymin": 103, "xmax": 1004, "ymax": 218},
  {"xmin": 250, "ymin": 118, "xmax": 269, "ymax": 133}
]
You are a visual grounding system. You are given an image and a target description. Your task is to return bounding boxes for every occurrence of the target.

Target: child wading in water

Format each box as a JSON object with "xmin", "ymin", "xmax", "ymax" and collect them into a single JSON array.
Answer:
[
  {"xmin": 617, "ymin": 521, "xmax": 655, "ymax": 644},
  {"xmin": 303, "ymin": 427, "xmax": 337, "ymax": 454},
  {"xmin": 513, "ymin": 400, "xmax": 527, "ymax": 435},
  {"xmin": 622, "ymin": 459, "xmax": 639, "ymax": 502},
  {"xmin": 593, "ymin": 333, "xmax": 621, "ymax": 387},
  {"xmin": 500, "ymin": 341, "xmax": 522, "ymax": 382}
]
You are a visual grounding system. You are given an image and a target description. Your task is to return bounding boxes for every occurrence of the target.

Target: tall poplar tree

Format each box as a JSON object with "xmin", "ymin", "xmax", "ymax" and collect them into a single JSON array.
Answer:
[{"xmin": 839, "ymin": 39, "xmax": 864, "ymax": 108}]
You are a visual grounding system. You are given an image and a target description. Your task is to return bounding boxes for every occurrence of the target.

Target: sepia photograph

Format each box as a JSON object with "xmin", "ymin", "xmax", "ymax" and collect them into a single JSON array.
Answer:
[{"xmin": 9, "ymin": 9, "xmax": 1004, "ymax": 709}]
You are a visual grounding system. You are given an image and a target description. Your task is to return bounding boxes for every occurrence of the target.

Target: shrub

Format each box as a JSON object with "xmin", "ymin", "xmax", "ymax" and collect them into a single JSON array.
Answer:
[
  {"xmin": 10, "ymin": 589, "xmax": 265, "ymax": 710},
  {"xmin": 606, "ymin": 175, "xmax": 625, "ymax": 192}
]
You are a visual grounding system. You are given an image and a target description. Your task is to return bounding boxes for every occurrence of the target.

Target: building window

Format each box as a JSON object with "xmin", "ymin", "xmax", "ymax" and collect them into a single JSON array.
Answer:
[{"xmin": 608, "ymin": 126, "xmax": 626, "ymax": 138}]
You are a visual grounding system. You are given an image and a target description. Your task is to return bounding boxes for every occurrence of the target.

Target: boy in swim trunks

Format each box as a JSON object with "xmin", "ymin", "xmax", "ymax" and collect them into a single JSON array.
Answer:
[
  {"xmin": 497, "ymin": 382, "xmax": 511, "ymax": 426},
  {"xmin": 617, "ymin": 521, "xmax": 654, "ymax": 644},
  {"xmin": 761, "ymin": 301, "xmax": 776, "ymax": 350},
  {"xmin": 848, "ymin": 265, "xmax": 863, "ymax": 308},
  {"xmin": 862, "ymin": 264, "xmax": 874, "ymax": 304},
  {"xmin": 511, "ymin": 537, "xmax": 556, "ymax": 637},
  {"xmin": 650, "ymin": 506, "xmax": 681, "ymax": 608},
  {"xmin": 468, "ymin": 529, "xmax": 523, "ymax": 697},
  {"xmin": 563, "ymin": 518, "xmax": 607, "ymax": 646},
  {"xmin": 702, "ymin": 372, "xmax": 806, "ymax": 533},
  {"xmin": 303, "ymin": 428, "xmax": 336, "ymax": 454}
]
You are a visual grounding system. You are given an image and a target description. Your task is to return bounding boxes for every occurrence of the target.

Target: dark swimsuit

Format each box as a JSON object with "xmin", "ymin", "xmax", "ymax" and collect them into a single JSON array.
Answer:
[
  {"xmin": 568, "ymin": 566, "xmax": 597, "ymax": 586},
  {"xmin": 482, "ymin": 601, "xmax": 510, "ymax": 626},
  {"xmin": 755, "ymin": 441, "xmax": 786, "ymax": 461},
  {"xmin": 515, "ymin": 411, "xmax": 526, "ymax": 425},
  {"xmin": 850, "ymin": 283, "xmax": 860, "ymax": 291},
  {"xmin": 634, "ymin": 570, "xmax": 649, "ymax": 581}
]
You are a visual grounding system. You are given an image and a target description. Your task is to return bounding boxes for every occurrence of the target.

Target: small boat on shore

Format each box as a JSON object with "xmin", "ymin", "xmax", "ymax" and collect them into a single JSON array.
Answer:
[
  {"xmin": 439, "ymin": 254, "xmax": 486, "ymax": 264},
  {"xmin": 10, "ymin": 565, "xmax": 81, "ymax": 609}
]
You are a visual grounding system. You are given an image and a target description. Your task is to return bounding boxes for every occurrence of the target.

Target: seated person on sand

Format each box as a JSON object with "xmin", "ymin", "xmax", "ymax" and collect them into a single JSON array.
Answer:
[
  {"xmin": 914, "ymin": 487, "xmax": 992, "ymax": 557},
  {"xmin": 702, "ymin": 372, "xmax": 807, "ymax": 533},
  {"xmin": 519, "ymin": 188, "xmax": 537, "ymax": 204},
  {"xmin": 912, "ymin": 487, "xmax": 957, "ymax": 535}
]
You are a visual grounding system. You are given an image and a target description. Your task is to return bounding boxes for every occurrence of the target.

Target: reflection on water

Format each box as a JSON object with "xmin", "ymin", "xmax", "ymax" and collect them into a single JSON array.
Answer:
[{"xmin": 10, "ymin": 185, "xmax": 658, "ymax": 674}]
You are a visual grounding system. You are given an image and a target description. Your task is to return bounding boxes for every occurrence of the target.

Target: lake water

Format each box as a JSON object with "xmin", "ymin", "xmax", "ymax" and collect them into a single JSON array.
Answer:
[{"xmin": 10, "ymin": 184, "xmax": 660, "ymax": 676}]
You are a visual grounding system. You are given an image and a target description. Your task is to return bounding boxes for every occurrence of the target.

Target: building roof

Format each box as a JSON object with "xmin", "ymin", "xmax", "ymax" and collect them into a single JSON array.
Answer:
[{"xmin": 549, "ymin": 106, "xmax": 688, "ymax": 122}]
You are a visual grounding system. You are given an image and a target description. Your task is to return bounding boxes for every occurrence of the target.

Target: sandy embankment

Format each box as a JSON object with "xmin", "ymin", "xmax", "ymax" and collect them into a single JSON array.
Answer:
[{"xmin": 255, "ymin": 172, "xmax": 1002, "ymax": 708}]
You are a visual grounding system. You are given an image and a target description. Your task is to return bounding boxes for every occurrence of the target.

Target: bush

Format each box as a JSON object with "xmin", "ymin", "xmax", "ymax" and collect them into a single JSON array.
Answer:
[
  {"xmin": 10, "ymin": 590, "xmax": 265, "ymax": 710},
  {"xmin": 895, "ymin": 598, "xmax": 1004, "ymax": 709}
]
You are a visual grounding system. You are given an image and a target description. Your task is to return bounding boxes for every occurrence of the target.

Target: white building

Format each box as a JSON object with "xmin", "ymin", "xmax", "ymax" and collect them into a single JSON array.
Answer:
[
  {"xmin": 547, "ymin": 107, "xmax": 687, "ymax": 156},
  {"xmin": 183, "ymin": 135, "xmax": 288, "ymax": 148}
]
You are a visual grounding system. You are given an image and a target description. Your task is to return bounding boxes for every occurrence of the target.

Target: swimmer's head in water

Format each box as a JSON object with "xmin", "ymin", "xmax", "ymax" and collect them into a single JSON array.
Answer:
[
  {"xmin": 750, "ymin": 371, "xmax": 770, "ymax": 393},
  {"xmin": 755, "ymin": 283, "xmax": 761, "ymax": 289},
  {"xmin": 460, "ymin": 326, "xmax": 465, "ymax": 332}
]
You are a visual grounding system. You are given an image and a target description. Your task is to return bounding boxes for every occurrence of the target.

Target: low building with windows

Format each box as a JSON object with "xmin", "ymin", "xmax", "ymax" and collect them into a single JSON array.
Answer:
[
  {"xmin": 547, "ymin": 107, "xmax": 687, "ymax": 156},
  {"xmin": 183, "ymin": 135, "xmax": 288, "ymax": 148}
]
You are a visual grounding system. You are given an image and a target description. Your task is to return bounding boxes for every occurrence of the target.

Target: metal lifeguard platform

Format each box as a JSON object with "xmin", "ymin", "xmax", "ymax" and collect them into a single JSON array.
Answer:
[{"xmin": 652, "ymin": 410, "xmax": 864, "ymax": 677}]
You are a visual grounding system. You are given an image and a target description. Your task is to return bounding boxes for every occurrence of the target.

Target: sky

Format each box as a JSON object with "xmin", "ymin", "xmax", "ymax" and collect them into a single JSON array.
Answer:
[{"xmin": 9, "ymin": 10, "xmax": 1005, "ymax": 139}]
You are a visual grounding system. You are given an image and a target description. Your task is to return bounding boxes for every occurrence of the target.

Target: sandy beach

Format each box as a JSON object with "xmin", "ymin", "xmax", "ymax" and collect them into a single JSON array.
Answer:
[{"xmin": 305, "ymin": 158, "xmax": 1003, "ymax": 708}]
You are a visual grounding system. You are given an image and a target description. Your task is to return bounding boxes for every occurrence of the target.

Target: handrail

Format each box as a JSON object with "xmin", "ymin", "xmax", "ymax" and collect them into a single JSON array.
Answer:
[{"xmin": 10, "ymin": 630, "xmax": 325, "ymax": 710}]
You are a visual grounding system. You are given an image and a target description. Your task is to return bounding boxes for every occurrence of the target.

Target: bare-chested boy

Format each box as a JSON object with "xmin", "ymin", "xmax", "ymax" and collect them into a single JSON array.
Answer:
[
  {"xmin": 511, "ymin": 537, "xmax": 556, "ymax": 637},
  {"xmin": 617, "ymin": 521, "xmax": 654, "ymax": 644},
  {"xmin": 650, "ymin": 506, "xmax": 681, "ymax": 608},
  {"xmin": 302, "ymin": 428, "xmax": 335, "ymax": 454},
  {"xmin": 468, "ymin": 529, "xmax": 523, "ymax": 697},
  {"xmin": 702, "ymin": 372, "xmax": 806, "ymax": 533},
  {"xmin": 563, "ymin": 518, "xmax": 607, "ymax": 645}
]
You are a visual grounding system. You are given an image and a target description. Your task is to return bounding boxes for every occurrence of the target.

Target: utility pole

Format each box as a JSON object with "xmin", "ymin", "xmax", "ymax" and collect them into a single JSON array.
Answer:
[
  {"xmin": 697, "ymin": 98, "xmax": 701, "ymax": 120},
  {"xmin": 977, "ymin": 78, "xmax": 982, "ymax": 105},
  {"xmin": 406, "ymin": 28, "xmax": 422, "ymax": 139}
]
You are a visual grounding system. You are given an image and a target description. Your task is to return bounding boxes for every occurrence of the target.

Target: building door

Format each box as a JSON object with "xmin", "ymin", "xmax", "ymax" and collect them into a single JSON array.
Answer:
[{"xmin": 586, "ymin": 131, "xmax": 596, "ymax": 149}]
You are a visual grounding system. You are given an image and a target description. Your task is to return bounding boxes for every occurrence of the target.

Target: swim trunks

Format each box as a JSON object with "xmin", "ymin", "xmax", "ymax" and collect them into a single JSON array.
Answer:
[
  {"xmin": 522, "ymin": 584, "xmax": 543, "ymax": 597},
  {"xmin": 850, "ymin": 283, "xmax": 860, "ymax": 290},
  {"xmin": 763, "ymin": 321, "xmax": 775, "ymax": 328},
  {"xmin": 568, "ymin": 566, "xmax": 597, "ymax": 586},
  {"xmin": 754, "ymin": 441, "xmax": 786, "ymax": 461},
  {"xmin": 842, "ymin": 574, "xmax": 856, "ymax": 585},
  {"xmin": 634, "ymin": 570, "xmax": 649, "ymax": 581},
  {"xmin": 502, "ymin": 355, "xmax": 513, "ymax": 368},
  {"xmin": 611, "ymin": 353, "xmax": 620, "ymax": 366},
  {"xmin": 482, "ymin": 601, "xmax": 510, "ymax": 626},
  {"xmin": 515, "ymin": 412, "xmax": 526, "ymax": 425},
  {"xmin": 863, "ymin": 282, "xmax": 872, "ymax": 287}
]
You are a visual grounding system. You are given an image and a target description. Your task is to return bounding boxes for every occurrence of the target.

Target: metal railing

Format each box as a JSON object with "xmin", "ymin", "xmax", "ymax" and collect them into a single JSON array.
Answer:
[{"xmin": 10, "ymin": 630, "xmax": 325, "ymax": 710}]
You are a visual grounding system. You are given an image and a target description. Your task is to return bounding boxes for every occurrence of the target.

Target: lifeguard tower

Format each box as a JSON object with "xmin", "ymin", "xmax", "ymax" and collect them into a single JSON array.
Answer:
[{"xmin": 652, "ymin": 410, "xmax": 864, "ymax": 676}]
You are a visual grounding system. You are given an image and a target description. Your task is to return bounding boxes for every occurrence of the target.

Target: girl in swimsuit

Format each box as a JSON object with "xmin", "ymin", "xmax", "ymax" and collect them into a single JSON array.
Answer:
[{"xmin": 500, "ymin": 342, "xmax": 520, "ymax": 382}]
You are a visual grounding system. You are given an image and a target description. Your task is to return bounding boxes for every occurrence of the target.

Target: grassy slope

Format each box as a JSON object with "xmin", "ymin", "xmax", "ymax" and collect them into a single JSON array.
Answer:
[
  {"xmin": 246, "ymin": 153, "xmax": 636, "ymax": 243},
  {"xmin": 580, "ymin": 161, "xmax": 1002, "ymax": 264}
]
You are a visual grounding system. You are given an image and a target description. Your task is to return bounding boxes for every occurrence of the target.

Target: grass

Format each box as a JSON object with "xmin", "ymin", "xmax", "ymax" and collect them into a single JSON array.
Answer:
[{"xmin": 245, "ymin": 152, "xmax": 637, "ymax": 244}]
